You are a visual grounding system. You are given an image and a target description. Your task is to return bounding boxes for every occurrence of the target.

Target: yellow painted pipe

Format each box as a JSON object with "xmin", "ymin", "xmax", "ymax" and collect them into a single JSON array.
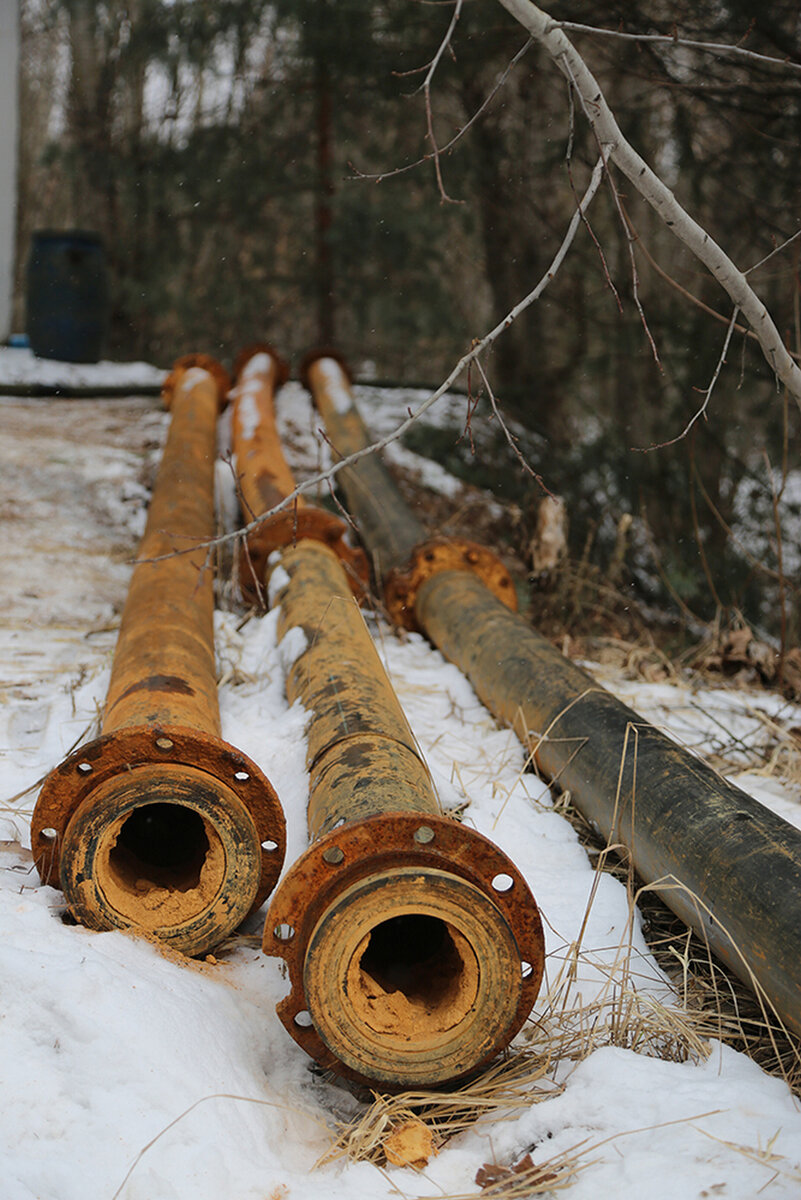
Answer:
[
  {"xmin": 230, "ymin": 346, "xmax": 367, "ymax": 599},
  {"xmin": 262, "ymin": 542, "xmax": 544, "ymax": 1089}
]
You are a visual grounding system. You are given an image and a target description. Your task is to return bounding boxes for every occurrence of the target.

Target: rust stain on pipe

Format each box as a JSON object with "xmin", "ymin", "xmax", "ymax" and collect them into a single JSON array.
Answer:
[
  {"xmin": 31, "ymin": 356, "xmax": 286, "ymax": 955},
  {"xmin": 302, "ymin": 352, "xmax": 517, "ymax": 625},
  {"xmin": 231, "ymin": 346, "xmax": 367, "ymax": 598},
  {"xmin": 261, "ymin": 541, "xmax": 544, "ymax": 1089}
]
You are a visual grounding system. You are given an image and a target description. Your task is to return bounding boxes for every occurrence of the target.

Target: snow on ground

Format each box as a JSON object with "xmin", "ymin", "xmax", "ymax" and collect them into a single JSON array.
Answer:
[
  {"xmin": 2, "ymin": 369, "xmax": 801, "ymax": 1200},
  {"xmin": 0, "ymin": 345, "xmax": 166, "ymax": 392}
]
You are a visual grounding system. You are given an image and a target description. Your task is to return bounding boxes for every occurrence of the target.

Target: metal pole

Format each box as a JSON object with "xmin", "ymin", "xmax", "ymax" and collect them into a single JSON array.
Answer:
[
  {"xmin": 32, "ymin": 356, "xmax": 286, "ymax": 956},
  {"xmin": 305, "ymin": 352, "xmax": 801, "ymax": 1040},
  {"xmin": 230, "ymin": 351, "xmax": 544, "ymax": 1088}
]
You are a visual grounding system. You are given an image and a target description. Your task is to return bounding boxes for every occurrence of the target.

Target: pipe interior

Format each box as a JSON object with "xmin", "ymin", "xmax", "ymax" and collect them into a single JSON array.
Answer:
[
  {"xmin": 357, "ymin": 913, "xmax": 467, "ymax": 1016},
  {"xmin": 108, "ymin": 803, "xmax": 210, "ymax": 895}
]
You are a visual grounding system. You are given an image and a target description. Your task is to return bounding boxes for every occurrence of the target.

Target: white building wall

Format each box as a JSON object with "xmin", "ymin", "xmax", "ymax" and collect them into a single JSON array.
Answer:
[{"xmin": 0, "ymin": 0, "xmax": 20, "ymax": 341}]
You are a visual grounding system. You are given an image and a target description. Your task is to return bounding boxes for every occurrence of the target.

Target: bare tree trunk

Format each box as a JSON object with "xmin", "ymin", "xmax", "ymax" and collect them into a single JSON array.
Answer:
[{"xmin": 315, "ymin": 57, "xmax": 335, "ymax": 345}]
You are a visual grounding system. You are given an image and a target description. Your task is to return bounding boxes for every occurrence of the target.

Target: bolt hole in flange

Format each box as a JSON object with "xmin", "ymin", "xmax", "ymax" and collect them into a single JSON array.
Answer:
[
  {"xmin": 521, "ymin": 960, "xmax": 533, "ymax": 979},
  {"xmin": 108, "ymin": 803, "xmax": 209, "ymax": 895},
  {"xmin": 77, "ymin": 762, "xmax": 93, "ymax": 775},
  {"xmin": 275, "ymin": 923, "xmax": 295, "ymax": 941},
  {"xmin": 492, "ymin": 873, "xmax": 514, "ymax": 893},
  {"xmin": 41, "ymin": 827, "xmax": 58, "ymax": 841},
  {"xmin": 294, "ymin": 1010, "xmax": 313, "ymax": 1028},
  {"xmin": 262, "ymin": 839, "xmax": 279, "ymax": 852},
  {"xmin": 234, "ymin": 771, "xmax": 250, "ymax": 782}
]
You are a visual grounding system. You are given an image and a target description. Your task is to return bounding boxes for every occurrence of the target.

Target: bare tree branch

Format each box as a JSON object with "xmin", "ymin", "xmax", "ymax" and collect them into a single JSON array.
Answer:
[
  {"xmin": 636, "ymin": 307, "xmax": 740, "ymax": 451},
  {"xmin": 553, "ymin": 20, "xmax": 801, "ymax": 75},
  {"xmin": 421, "ymin": 0, "xmax": 464, "ymax": 202},
  {"xmin": 350, "ymin": 38, "xmax": 532, "ymax": 185},
  {"xmin": 138, "ymin": 157, "xmax": 606, "ymax": 565},
  {"xmin": 495, "ymin": 0, "xmax": 801, "ymax": 410}
]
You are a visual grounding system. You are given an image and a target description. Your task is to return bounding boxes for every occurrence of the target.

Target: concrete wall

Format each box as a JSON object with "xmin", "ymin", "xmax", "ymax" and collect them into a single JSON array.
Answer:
[{"xmin": 0, "ymin": 0, "xmax": 19, "ymax": 341}]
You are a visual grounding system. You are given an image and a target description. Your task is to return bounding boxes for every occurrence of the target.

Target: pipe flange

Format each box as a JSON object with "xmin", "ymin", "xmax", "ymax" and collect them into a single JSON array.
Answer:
[
  {"xmin": 384, "ymin": 538, "xmax": 518, "ymax": 630},
  {"xmin": 57, "ymin": 763, "xmax": 263, "ymax": 955},
  {"xmin": 239, "ymin": 514, "xmax": 369, "ymax": 605},
  {"xmin": 32, "ymin": 724, "xmax": 286, "ymax": 913},
  {"xmin": 262, "ymin": 812, "xmax": 544, "ymax": 1089},
  {"xmin": 162, "ymin": 355, "xmax": 231, "ymax": 411},
  {"xmin": 232, "ymin": 343, "xmax": 290, "ymax": 388}
]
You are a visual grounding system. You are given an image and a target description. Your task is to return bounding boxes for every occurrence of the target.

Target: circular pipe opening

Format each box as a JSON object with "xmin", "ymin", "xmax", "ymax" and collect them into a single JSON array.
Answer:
[
  {"xmin": 301, "ymin": 865, "xmax": 531, "ymax": 1086},
  {"xmin": 349, "ymin": 913, "xmax": 479, "ymax": 1037},
  {"xmin": 107, "ymin": 803, "xmax": 210, "ymax": 895}
]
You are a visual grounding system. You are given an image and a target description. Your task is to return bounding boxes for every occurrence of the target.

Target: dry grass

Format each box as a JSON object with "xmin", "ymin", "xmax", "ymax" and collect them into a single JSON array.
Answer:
[
  {"xmin": 323, "ymin": 856, "xmax": 720, "ymax": 1179},
  {"xmin": 555, "ymin": 790, "xmax": 801, "ymax": 1093},
  {"xmin": 318, "ymin": 1051, "xmax": 557, "ymax": 1169}
]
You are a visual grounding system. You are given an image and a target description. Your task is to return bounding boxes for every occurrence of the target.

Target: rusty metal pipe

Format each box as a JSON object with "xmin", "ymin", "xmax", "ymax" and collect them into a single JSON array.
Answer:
[
  {"xmin": 302, "ymin": 354, "xmax": 426, "ymax": 578},
  {"xmin": 231, "ymin": 346, "xmax": 367, "ymax": 596},
  {"xmin": 230, "ymin": 350, "xmax": 544, "ymax": 1087},
  {"xmin": 32, "ymin": 356, "xmax": 286, "ymax": 955},
  {"xmin": 305, "ymin": 353, "xmax": 801, "ymax": 1039},
  {"xmin": 262, "ymin": 544, "xmax": 544, "ymax": 1089}
]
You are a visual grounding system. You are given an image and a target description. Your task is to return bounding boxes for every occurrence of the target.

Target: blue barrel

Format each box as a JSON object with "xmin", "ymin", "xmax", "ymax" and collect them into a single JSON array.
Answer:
[{"xmin": 26, "ymin": 230, "xmax": 110, "ymax": 363}]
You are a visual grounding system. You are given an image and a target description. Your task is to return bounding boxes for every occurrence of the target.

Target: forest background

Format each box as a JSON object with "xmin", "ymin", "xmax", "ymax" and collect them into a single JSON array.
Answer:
[{"xmin": 12, "ymin": 0, "xmax": 801, "ymax": 644}]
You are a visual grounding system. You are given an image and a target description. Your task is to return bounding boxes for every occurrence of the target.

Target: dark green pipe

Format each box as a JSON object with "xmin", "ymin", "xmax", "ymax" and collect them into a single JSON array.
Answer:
[
  {"xmin": 304, "ymin": 355, "xmax": 425, "ymax": 576},
  {"xmin": 417, "ymin": 569, "xmax": 801, "ymax": 1037}
]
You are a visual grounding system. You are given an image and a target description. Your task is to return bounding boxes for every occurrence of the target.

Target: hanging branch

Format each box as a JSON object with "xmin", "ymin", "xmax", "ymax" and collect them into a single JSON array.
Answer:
[
  {"xmin": 138, "ymin": 156, "xmax": 606, "ymax": 565},
  {"xmin": 494, "ymin": 0, "xmax": 801, "ymax": 410}
]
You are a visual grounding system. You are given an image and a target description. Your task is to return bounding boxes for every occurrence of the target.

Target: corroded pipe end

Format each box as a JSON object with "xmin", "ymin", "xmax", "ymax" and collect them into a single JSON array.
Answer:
[
  {"xmin": 385, "ymin": 538, "xmax": 518, "ymax": 631},
  {"xmin": 32, "ymin": 726, "xmax": 286, "ymax": 956},
  {"xmin": 239, "ymin": 520, "xmax": 368, "ymax": 607},
  {"xmin": 233, "ymin": 343, "xmax": 290, "ymax": 388},
  {"xmin": 262, "ymin": 813, "xmax": 544, "ymax": 1089},
  {"xmin": 299, "ymin": 348, "xmax": 353, "ymax": 392},
  {"xmin": 162, "ymin": 354, "xmax": 231, "ymax": 412}
]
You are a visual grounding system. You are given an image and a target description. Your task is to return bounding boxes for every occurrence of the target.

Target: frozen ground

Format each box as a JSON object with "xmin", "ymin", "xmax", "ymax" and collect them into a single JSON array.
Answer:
[{"xmin": 2, "ymin": 362, "xmax": 801, "ymax": 1200}]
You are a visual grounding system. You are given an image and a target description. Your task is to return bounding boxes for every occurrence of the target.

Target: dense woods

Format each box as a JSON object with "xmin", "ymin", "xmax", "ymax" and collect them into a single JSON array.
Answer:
[{"xmin": 13, "ymin": 0, "xmax": 801, "ymax": 643}]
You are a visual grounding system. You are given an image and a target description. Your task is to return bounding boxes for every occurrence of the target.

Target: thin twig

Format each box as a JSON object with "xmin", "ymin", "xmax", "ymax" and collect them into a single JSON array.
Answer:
[
  {"xmin": 550, "ymin": 20, "xmax": 801, "ymax": 74},
  {"xmin": 421, "ymin": 0, "xmax": 464, "ymax": 202},
  {"xmin": 635, "ymin": 306, "xmax": 739, "ymax": 450},
  {"xmin": 563, "ymin": 57, "xmax": 659, "ymax": 358},
  {"xmin": 134, "ymin": 156, "xmax": 607, "ymax": 567},
  {"xmin": 473, "ymin": 356, "xmax": 552, "ymax": 495},
  {"xmin": 351, "ymin": 39, "xmax": 533, "ymax": 184}
]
